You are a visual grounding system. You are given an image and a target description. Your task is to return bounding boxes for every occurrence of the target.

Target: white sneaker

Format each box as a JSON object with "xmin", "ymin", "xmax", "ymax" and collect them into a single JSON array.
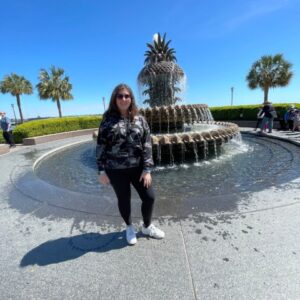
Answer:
[
  {"xmin": 126, "ymin": 225, "xmax": 137, "ymax": 245},
  {"xmin": 142, "ymin": 224, "xmax": 165, "ymax": 239}
]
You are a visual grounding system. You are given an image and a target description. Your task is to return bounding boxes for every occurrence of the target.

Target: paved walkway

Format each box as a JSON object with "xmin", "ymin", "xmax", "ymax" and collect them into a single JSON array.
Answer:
[
  {"xmin": 1, "ymin": 130, "xmax": 300, "ymax": 299},
  {"xmin": 241, "ymin": 127, "xmax": 300, "ymax": 145}
]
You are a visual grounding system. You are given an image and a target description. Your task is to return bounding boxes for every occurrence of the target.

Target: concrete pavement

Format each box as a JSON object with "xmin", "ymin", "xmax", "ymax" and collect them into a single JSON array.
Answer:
[{"xmin": 1, "ymin": 130, "xmax": 300, "ymax": 299}]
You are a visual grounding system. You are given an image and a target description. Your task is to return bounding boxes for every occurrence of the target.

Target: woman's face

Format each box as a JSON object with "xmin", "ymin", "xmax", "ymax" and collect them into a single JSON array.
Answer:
[{"xmin": 116, "ymin": 88, "xmax": 132, "ymax": 114}]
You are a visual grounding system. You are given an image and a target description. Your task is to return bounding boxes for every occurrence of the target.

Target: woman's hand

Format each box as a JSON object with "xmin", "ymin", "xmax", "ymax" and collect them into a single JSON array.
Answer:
[
  {"xmin": 99, "ymin": 174, "xmax": 110, "ymax": 185},
  {"xmin": 139, "ymin": 172, "xmax": 152, "ymax": 188}
]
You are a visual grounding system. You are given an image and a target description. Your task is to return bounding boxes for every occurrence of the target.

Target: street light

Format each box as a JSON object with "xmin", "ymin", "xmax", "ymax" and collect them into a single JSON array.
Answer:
[
  {"xmin": 11, "ymin": 104, "xmax": 17, "ymax": 124},
  {"xmin": 230, "ymin": 87, "xmax": 234, "ymax": 106},
  {"xmin": 102, "ymin": 97, "xmax": 106, "ymax": 112}
]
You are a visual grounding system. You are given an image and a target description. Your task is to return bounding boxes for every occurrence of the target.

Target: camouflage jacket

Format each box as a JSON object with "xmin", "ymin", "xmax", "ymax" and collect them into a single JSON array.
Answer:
[{"xmin": 96, "ymin": 113, "xmax": 153, "ymax": 172}]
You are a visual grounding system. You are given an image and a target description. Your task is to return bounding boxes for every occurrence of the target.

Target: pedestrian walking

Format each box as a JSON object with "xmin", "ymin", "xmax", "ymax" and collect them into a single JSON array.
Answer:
[{"xmin": 0, "ymin": 112, "xmax": 15, "ymax": 147}]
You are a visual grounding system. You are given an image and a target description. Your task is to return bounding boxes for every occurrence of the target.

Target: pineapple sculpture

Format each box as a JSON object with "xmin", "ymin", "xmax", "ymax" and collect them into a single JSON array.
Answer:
[
  {"xmin": 138, "ymin": 33, "xmax": 185, "ymax": 107},
  {"xmin": 94, "ymin": 33, "xmax": 240, "ymax": 164}
]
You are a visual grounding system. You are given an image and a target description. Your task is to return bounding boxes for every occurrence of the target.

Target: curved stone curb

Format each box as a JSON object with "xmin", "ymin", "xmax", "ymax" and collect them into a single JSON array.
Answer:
[
  {"xmin": 23, "ymin": 128, "xmax": 98, "ymax": 145},
  {"xmin": 240, "ymin": 128, "xmax": 300, "ymax": 147}
]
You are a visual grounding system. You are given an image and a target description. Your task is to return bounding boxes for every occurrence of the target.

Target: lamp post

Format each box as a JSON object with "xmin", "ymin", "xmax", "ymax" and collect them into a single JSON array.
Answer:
[
  {"xmin": 11, "ymin": 104, "xmax": 17, "ymax": 124},
  {"xmin": 230, "ymin": 87, "xmax": 234, "ymax": 106},
  {"xmin": 102, "ymin": 97, "xmax": 106, "ymax": 112}
]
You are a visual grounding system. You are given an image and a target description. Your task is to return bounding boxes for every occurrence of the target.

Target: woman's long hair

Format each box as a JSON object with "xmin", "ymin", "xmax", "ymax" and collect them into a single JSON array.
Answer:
[{"xmin": 106, "ymin": 83, "xmax": 138, "ymax": 121}]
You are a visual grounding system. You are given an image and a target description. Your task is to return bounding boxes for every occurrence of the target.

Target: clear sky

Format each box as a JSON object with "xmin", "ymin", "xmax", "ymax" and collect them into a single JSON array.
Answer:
[{"xmin": 1, "ymin": 0, "xmax": 300, "ymax": 119}]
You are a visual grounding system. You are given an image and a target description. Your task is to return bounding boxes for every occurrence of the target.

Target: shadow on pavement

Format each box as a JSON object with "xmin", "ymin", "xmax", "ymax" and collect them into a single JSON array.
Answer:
[{"xmin": 20, "ymin": 231, "xmax": 126, "ymax": 267}]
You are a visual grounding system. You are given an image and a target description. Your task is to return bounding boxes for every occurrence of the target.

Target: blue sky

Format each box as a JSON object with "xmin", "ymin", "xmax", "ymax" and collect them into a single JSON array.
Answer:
[{"xmin": 1, "ymin": 0, "xmax": 300, "ymax": 118}]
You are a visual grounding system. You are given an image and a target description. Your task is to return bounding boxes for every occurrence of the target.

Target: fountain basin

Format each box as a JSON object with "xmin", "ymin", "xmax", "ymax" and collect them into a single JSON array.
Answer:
[
  {"xmin": 93, "ymin": 120, "xmax": 239, "ymax": 165},
  {"xmin": 32, "ymin": 134, "xmax": 300, "ymax": 217}
]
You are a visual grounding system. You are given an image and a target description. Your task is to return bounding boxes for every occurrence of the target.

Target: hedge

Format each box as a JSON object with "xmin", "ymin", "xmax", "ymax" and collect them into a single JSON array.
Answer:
[
  {"xmin": 210, "ymin": 103, "xmax": 300, "ymax": 121},
  {"xmin": 10, "ymin": 115, "xmax": 102, "ymax": 143},
  {"xmin": 1, "ymin": 104, "xmax": 299, "ymax": 144}
]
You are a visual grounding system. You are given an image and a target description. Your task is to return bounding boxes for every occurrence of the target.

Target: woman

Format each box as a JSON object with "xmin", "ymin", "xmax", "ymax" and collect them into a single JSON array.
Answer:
[{"xmin": 96, "ymin": 83, "xmax": 165, "ymax": 245}]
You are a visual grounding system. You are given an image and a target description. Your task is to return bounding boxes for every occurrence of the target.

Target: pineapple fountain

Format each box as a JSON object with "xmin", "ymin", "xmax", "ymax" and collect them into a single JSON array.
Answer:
[
  {"xmin": 94, "ymin": 33, "xmax": 239, "ymax": 165},
  {"xmin": 137, "ymin": 33, "xmax": 239, "ymax": 165}
]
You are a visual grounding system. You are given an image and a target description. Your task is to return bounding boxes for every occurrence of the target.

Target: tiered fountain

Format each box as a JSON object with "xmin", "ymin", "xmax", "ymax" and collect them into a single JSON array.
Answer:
[
  {"xmin": 137, "ymin": 33, "xmax": 239, "ymax": 164},
  {"xmin": 94, "ymin": 33, "xmax": 239, "ymax": 165}
]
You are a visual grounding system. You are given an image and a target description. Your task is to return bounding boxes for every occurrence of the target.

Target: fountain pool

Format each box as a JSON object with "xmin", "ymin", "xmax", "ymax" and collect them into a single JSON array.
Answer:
[{"xmin": 34, "ymin": 134, "xmax": 300, "ymax": 216}]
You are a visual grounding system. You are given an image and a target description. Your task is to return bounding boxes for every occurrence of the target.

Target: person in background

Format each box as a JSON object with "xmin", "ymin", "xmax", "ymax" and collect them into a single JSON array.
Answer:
[
  {"xmin": 286, "ymin": 105, "xmax": 296, "ymax": 131},
  {"xmin": 292, "ymin": 109, "xmax": 300, "ymax": 131},
  {"xmin": 281, "ymin": 109, "xmax": 289, "ymax": 130},
  {"xmin": 254, "ymin": 105, "xmax": 264, "ymax": 131},
  {"xmin": 0, "ymin": 112, "xmax": 15, "ymax": 148},
  {"xmin": 260, "ymin": 102, "xmax": 277, "ymax": 133},
  {"xmin": 96, "ymin": 83, "xmax": 165, "ymax": 245}
]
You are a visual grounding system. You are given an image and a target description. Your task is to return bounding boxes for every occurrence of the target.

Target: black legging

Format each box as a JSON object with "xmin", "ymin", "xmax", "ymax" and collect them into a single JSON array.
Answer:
[
  {"xmin": 105, "ymin": 167, "xmax": 155, "ymax": 227},
  {"xmin": 255, "ymin": 118, "xmax": 262, "ymax": 130},
  {"xmin": 3, "ymin": 131, "xmax": 15, "ymax": 146}
]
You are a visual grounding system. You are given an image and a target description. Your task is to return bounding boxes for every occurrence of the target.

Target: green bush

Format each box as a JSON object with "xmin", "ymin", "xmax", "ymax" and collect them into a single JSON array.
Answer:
[
  {"xmin": 0, "ymin": 135, "xmax": 5, "ymax": 144},
  {"xmin": 13, "ymin": 115, "xmax": 102, "ymax": 143},
  {"xmin": 210, "ymin": 103, "xmax": 300, "ymax": 121},
  {"xmin": 2, "ymin": 104, "xmax": 299, "ymax": 144}
]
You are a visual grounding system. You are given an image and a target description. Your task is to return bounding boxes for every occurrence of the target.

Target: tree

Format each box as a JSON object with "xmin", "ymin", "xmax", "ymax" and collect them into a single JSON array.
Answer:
[
  {"xmin": 246, "ymin": 54, "xmax": 293, "ymax": 104},
  {"xmin": 0, "ymin": 73, "xmax": 33, "ymax": 123},
  {"xmin": 36, "ymin": 66, "xmax": 73, "ymax": 117}
]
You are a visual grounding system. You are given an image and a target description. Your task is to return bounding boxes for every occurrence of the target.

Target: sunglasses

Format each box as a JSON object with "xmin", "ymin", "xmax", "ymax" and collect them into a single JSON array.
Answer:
[{"xmin": 116, "ymin": 93, "xmax": 131, "ymax": 100}]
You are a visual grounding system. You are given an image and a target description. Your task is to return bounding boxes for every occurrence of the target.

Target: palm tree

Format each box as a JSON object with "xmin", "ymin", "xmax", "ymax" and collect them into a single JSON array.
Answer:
[
  {"xmin": 0, "ymin": 73, "xmax": 33, "ymax": 123},
  {"xmin": 246, "ymin": 54, "xmax": 293, "ymax": 104},
  {"xmin": 36, "ymin": 66, "xmax": 73, "ymax": 117}
]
